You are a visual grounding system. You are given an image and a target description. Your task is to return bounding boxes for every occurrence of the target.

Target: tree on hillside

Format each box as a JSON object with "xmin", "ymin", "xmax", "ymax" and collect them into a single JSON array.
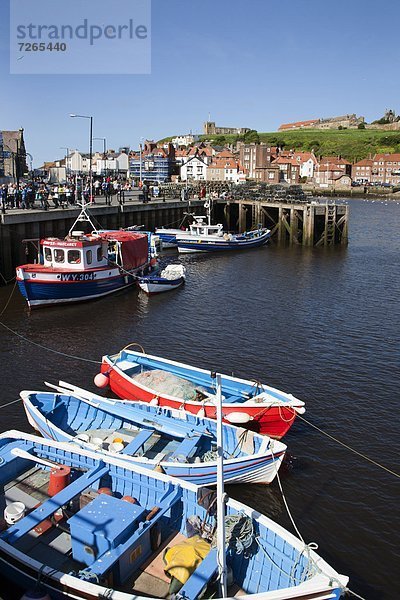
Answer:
[{"xmin": 243, "ymin": 129, "xmax": 260, "ymax": 143}]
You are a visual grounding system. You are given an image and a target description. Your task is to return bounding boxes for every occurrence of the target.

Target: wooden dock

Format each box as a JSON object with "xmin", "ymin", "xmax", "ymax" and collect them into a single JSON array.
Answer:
[
  {"xmin": 0, "ymin": 196, "xmax": 348, "ymax": 283},
  {"xmin": 217, "ymin": 198, "xmax": 348, "ymax": 247}
]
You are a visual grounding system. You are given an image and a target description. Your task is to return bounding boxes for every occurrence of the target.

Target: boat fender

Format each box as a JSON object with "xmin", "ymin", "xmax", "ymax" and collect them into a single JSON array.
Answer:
[
  {"xmin": 94, "ymin": 372, "xmax": 109, "ymax": 388},
  {"xmin": 197, "ymin": 407, "xmax": 206, "ymax": 419},
  {"xmin": 150, "ymin": 396, "xmax": 159, "ymax": 406},
  {"xmin": 225, "ymin": 412, "xmax": 252, "ymax": 425}
]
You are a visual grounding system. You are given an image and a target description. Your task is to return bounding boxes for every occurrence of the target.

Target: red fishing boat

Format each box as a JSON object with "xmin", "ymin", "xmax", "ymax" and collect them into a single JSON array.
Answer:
[{"xmin": 98, "ymin": 348, "xmax": 305, "ymax": 439}]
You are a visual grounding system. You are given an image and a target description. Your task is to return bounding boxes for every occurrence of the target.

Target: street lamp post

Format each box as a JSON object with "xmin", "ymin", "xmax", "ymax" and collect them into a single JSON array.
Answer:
[
  {"xmin": 70, "ymin": 114, "xmax": 93, "ymax": 204},
  {"xmin": 139, "ymin": 137, "xmax": 145, "ymax": 187},
  {"xmin": 15, "ymin": 138, "xmax": 20, "ymax": 193}
]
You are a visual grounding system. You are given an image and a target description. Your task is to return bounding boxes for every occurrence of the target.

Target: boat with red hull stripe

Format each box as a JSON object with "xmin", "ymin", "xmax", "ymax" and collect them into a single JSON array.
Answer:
[{"xmin": 99, "ymin": 348, "xmax": 305, "ymax": 439}]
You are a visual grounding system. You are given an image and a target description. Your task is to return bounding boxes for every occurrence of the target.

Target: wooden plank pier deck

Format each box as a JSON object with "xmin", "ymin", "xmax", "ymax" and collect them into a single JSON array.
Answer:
[{"xmin": 0, "ymin": 193, "xmax": 348, "ymax": 284}]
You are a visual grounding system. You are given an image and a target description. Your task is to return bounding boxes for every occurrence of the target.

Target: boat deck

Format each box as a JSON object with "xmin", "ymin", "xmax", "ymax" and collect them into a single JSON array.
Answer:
[
  {"xmin": 3, "ymin": 465, "xmax": 246, "ymax": 597},
  {"xmin": 81, "ymin": 427, "xmax": 183, "ymax": 461}
]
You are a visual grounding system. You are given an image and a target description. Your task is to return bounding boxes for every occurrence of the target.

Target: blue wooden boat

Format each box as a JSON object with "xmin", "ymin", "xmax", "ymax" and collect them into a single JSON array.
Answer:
[
  {"xmin": 20, "ymin": 381, "xmax": 286, "ymax": 485},
  {"xmin": 0, "ymin": 430, "xmax": 349, "ymax": 600},
  {"xmin": 138, "ymin": 264, "xmax": 186, "ymax": 294}
]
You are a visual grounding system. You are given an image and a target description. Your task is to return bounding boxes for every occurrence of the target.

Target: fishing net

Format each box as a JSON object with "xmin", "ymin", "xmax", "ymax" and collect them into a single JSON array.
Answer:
[{"xmin": 133, "ymin": 369, "xmax": 208, "ymax": 402}]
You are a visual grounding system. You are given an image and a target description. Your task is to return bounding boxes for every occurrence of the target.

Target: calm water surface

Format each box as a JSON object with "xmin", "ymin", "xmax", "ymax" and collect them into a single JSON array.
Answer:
[{"xmin": 0, "ymin": 198, "xmax": 399, "ymax": 599}]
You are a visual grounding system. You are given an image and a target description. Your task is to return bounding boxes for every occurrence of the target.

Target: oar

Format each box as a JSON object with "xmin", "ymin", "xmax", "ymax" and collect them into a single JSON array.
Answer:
[{"xmin": 11, "ymin": 447, "xmax": 63, "ymax": 470}]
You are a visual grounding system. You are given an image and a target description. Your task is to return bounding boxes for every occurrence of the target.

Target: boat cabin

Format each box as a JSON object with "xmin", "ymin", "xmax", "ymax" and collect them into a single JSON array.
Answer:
[
  {"xmin": 188, "ymin": 217, "xmax": 224, "ymax": 237},
  {"xmin": 41, "ymin": 231, "xmax": 109, "ymax": 271}
]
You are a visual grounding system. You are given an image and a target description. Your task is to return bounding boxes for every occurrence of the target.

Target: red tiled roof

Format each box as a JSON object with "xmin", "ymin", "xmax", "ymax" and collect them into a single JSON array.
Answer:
[
  {"xmin": 373, "ymin": 153, "xmax": 400, "ymax": 161},
  {"xmin": 320, "ymin": 156, "xmax": 351, "ymax": 165},
  {"xmin": 316, "ymin": 165, "xmax": 344, "ymax": 173},
  {"xmin": 215, "ymin": 149, "xmax": 235, "ymax": 159},
  {"xmin": 273, "ymin": 157, "xmax": 300, "ymax": 167},
  {"xmin": 279, "ymin": 119, "xmax": 319, "ymax": 130},
  {"xmin": 353, "ymin": 159, "xmax": 373, "ymax": 167}
]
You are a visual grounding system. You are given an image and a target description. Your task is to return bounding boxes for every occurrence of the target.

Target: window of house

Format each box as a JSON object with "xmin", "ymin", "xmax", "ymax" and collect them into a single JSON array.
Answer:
[
  {"xmin": 68, "ymin": 250, "xmax": 81, "ymax": 264},
  {"xmin": 44, "ymin": 247, "xmax": 52, "ymax": 261},
  {"xmin": 54, "ymin": 249, "xmax": 65, "ymax": 263},
  {"xmin": 86, "ymin": 250, "xmax": 93, "ymax": 265}
]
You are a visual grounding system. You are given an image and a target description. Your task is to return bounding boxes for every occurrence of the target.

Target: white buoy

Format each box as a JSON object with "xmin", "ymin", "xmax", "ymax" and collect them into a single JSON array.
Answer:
[{"xmin": 225, "ymin": 412, "xmax": 252, "ymax": 425}]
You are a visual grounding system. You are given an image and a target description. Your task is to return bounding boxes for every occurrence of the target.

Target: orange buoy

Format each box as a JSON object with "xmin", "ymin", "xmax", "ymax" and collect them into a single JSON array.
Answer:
[
  {"xmin": 98, "ymin": 487, "xmax": 113, "ymax": 496},
  {"xmin": 122, "ymin": 495, "xmax": 138, "ymax": 504},
  {"xmin": 94, "ymin": 372, "xmax": 109, "ymax": 388},
  {"xmin": 48, "ymin": 466, "xmax": 71, "ymax": 497}
]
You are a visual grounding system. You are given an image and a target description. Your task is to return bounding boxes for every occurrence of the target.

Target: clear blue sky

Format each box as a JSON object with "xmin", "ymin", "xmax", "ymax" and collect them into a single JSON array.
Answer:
[{"xmin": 1, "ymin": 0, "xmax": 399, "ymax": 166}]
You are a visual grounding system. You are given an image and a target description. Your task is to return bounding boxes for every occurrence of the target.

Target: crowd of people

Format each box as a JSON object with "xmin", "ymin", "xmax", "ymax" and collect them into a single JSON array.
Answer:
[{"xmin": 0, "ymin": 177, "xmax": 134, "ymax": 212}]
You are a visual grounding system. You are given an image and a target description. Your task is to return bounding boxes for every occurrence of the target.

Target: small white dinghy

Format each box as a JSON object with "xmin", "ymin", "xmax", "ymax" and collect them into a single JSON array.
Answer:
[{"xmin": 138, "ymin": 264, "xmax": 186, "ymax": 294}]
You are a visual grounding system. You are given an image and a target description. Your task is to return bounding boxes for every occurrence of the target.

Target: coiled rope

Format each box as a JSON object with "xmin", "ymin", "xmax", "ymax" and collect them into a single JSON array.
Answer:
[{"xmin": 211, "ymin": 513, "xmax": 255, "ymax": 555}]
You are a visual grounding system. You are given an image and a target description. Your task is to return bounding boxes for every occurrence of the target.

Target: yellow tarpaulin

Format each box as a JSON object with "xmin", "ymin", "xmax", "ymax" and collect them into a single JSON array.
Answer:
[{"xmin": 164, "ymin": 535, "xmax": 211, "ymax": 584}]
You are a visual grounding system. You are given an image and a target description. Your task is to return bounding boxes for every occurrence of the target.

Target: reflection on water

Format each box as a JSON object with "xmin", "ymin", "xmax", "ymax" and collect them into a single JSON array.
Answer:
[{"xmin": 0, "ymin": 199, "xmax": 399, "ymax": 598}]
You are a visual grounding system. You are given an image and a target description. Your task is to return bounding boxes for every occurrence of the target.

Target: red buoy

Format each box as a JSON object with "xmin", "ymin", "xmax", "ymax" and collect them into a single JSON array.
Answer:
[{"xmin": 48, "ymin": 466, "xmax": 71, "ymax": 497}]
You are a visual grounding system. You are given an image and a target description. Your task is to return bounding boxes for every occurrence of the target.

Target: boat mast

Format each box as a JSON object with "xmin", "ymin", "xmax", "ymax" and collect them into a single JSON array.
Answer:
[
  {"xmin": 68, "ymin": 197, "xmax": 98, "ymax": 236},
  {"xmin": 212, "ymin": 371, "xmax": 228, "ymax": 597}
]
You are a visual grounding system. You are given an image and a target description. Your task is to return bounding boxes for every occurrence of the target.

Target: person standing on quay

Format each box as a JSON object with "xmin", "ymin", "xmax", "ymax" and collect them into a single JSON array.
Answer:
[
  {"xmin": 0, "ymin": 184, "xmax": 7, "ymax": 213},
  {"xmin": 142, "ymin": 183, "xmax": 149, "ymax": 203}
]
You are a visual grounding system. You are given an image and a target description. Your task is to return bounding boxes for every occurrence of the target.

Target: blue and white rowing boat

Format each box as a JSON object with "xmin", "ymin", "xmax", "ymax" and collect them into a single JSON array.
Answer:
[
  {"xmin": 20, "ymin": 380, "xmax": 286, "ymax": 485},
  {"xmin": 0, "ymin": 430, "xmax": 349, "ymax": 600},
  {"xmin": 137, "ymin": 264, "xmax": 186, "ymax": 294}
]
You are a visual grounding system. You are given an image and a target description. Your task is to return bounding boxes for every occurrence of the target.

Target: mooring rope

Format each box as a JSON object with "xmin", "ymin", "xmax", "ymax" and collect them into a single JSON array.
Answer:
[
  {"xmin": 0, "ymin": 320, "xmax": 101, "ymax": 364},
  {"xmin": 297, "ymin": 413, "xmax": 400, "ymax": 479},
  {"xmin": 0, "ymin": 280, "xmax": 17, "ymax": 316},
  {"xmin": 269, "ymin": 444, "xmax": 368, "ymax": 600}
]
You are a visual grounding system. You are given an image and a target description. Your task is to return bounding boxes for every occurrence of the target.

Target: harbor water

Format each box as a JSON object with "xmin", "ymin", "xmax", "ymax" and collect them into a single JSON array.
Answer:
[{"xmin": 0, "ymin": 198, "xmax": 399, "ymax": 599}]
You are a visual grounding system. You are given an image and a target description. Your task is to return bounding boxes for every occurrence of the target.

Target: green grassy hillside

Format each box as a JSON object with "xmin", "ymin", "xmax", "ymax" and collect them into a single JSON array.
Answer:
[{"xmin": 199, "ymin": 129, "xmax": 400, "ymax": 162}]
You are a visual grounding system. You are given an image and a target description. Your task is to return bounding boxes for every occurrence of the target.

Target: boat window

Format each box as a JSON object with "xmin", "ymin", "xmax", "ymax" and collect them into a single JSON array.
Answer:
[
  {"xmin": 54, "ymin": 249, "xmax": 65, "ymax": 263},
  {"xmin": 68, "ymin": 250, "xmax": 81, "ymax": 264},
  {"xmin": 86, "ymin": 249, "xmax": 93, "ymax": 265},
  {"xmin": 97, "ymin": 247, "xmax": 103, "ymax": 261},
  {"xmin": 44, "ymin": 247, "xmax": 52, "ymax": 261}
]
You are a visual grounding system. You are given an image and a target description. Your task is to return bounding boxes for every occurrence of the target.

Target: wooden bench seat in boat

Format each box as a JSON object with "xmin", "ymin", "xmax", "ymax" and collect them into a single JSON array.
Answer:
[
  {"xmin": 167, "ymin": 435, "xmax": 203, "ymax": 462},
  {"xmin": 116, "ymin": 360, "xmax": 141, "ymax": 374},
  {"xmin": 175, "ymin": 547, "xmax": 218, "ymax": 600},
  {"xmin": 121, "ymin": 428, "xmax": 155, "ymax": 456}
]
